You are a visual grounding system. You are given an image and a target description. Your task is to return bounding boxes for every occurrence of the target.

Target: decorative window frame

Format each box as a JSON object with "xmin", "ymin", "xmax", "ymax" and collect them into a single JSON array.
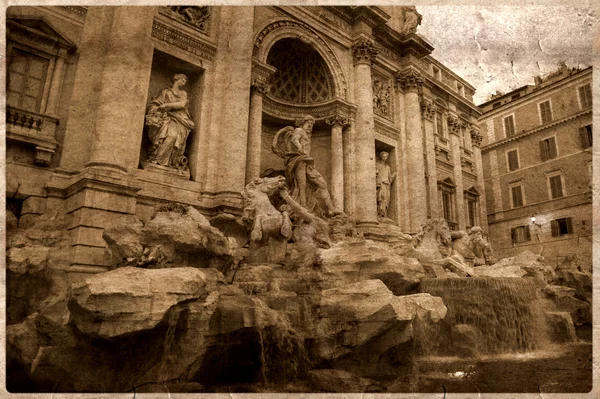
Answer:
[
  {"xmin": 505, "ymin": 148, "xmax": 520, "ymax": 172},
  {"xmin": 577, "ymin": 83, "xmax": 592, "ymax": 110},
  {"xmin": 463, "ymin": 186, "xmax": 480, "ymax": 228},
  {"xmin": 539, "ymin": 134, "xmax": 559, "ymax": 161},
  {"xmin": 502, "ymin": 113, "xmax": 516, "ymax": 138},
  {"xmin": 546, "ymin": 169, "xmax": 566, "ymax": 200},
  {"xmin": 508, "ymin": 180, "xmax": 525, "ymax": 209},
  {"xmin": 6, "ymin": 18, "xmax": 75, "ymax": 166},
  {"xmin": 537, "ymin": 99, "xmax": 553, "ymax": 125}
]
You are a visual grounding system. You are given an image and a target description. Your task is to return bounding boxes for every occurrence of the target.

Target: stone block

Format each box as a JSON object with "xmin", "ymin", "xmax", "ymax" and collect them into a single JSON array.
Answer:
[
  {"xmin": 69, "ymin": 226, "xmax": 106, "ymax": 248},
  {"xmin": 70, "ymin": 245, "xmax": 106, "ymax": 266},
  {"xmin": 21, "ymin": 196, "xmax": 47, "ymax": 215}
]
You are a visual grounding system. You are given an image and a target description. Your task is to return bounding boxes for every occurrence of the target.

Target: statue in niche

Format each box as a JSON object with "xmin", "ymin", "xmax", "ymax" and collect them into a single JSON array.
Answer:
[
  {"xmin": 166, "ymin": 6, "xmax": 210, "ymax": 31},
  {"xmin": 145, "ymin": 73, "xmax": 194, "ymax": 174},
  {"xmin": 376, "ymin": 151, "xmax": 396, "ymax": 219},
  {"xmin": 272, "ymin": 115, "xmax": 341, "ymax": 218},
  {"xmin": 400, "ymin": 6, "xmax": 422, "ymax": 36},
  {"xmin": 373, "ymin": 80, "xmax": 390, "ymax": 116}
]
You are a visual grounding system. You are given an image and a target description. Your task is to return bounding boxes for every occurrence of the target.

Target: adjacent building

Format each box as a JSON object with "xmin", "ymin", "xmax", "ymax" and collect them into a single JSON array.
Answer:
[
  {"xmin": 479, "ymin": 65, "xmax": 592, "ymax": 269},
  {"xmin": 5, "ymin": 6, "xmax": 485, "ymax": 276}
]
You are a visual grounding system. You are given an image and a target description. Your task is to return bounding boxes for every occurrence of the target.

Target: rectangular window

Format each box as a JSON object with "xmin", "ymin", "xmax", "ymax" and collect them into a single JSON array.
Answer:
[
  {"xmin": 511, "ymin": 93, "xmax": 521, "ymax": 100},
  {"xmin": 507, "ymin": 149, "xmax": 519, "ymax": 171},
  {"xmin": 539, "ymin": 100, "xmax": 553, "ymax": 124},
  {"xmin": 493, "ymin": 101, "xmax": 502, "ymax": 109},
  {"xmin": 578, "ymin": 84, "xmax": 592, "ymax": 109},
  {"xmin": 7, "ymin": 48, "xmax": 50, "ymax": 113},
  {"xmin": 579, "ymin": 125, "xmax": 593, "ymax": 148},
  {"xmin": 504, "ymin": 115, "xmax": 515, "ymax": 137},
  {"xmin": 442, "ymin": 191, "xmax": 453, "ymax": 221},
  {"xmin": 511, "ymin": 185, "xmax": 524, "ymax": 208},
  {"xmin": 548, "ymin": 175, "xmax": 564, "ymax": 199},
  {"xmin": 511, "ymin": 225, "xmax": 531, "ymax": 243},
  {"xmin": 540, "ymin": 137, "xmax": 558, "ymax": 161},
  {"xmin": 467, "ymin": 199, "xmax": 477, "ymax": 227},
  {"xmin": 551, "ymin": 217, "xmax": 573, "ymax": 236},
  {"xmin": 436, "ymin": 111, "xmax": 444, "ymax": 136}
]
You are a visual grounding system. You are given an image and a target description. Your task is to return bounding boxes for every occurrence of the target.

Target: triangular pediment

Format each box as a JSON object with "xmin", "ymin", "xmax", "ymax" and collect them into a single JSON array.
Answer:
[
  {"xmin": 8, "ymin": 17, "xmax": 75, "ymax": 48},
  {"xmin": 438, "ymin": 177, "xmax": 456, "ymax": 188},
  {"xmin": 464, "ymin": 186, "xmax": 480, "ymax": 196}
]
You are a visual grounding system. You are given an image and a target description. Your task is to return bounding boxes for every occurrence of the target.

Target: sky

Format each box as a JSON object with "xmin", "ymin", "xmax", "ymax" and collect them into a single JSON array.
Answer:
[{"xmin": 416, "ymin": 6, "xmax": 597, "ymax": 105}]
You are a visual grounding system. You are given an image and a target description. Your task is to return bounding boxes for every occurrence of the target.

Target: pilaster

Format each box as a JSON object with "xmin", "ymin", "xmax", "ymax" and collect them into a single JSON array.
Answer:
[{"xmin": 421, "ymin": 98, "xmax": 439, "ymax": 218}]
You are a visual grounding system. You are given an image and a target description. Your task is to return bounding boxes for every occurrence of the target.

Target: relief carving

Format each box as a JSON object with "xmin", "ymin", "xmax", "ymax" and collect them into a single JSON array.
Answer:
[
  {"xmin": 373, "ymin": 79, "xmax": 391, "ymax": 117},
  {"xmin": 163, "ymin": 6, "xmax": 210, "ymax": 32}
]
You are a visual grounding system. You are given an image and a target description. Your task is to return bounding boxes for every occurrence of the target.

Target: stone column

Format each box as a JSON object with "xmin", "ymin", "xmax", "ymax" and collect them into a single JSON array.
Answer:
[
  {"xmin": 343, "ymin": 117, "xmax": 356, "ymax": 215},
  {"xmin": 421, "ymin": 99, "xmax": 440, "ymax": 218},
  {"xmin": 326, "ymin": 113, "xmax": 349, "ymax": 211},
  {"xmin": 202, "ymin": 6, "xmax": 254, "ymax": 206},
  {"xmin": 85, "ymin": 7, "xmax": 156, "ymax": 173},
  {"xmin": 398, "ymin": 69, "xmax": 427, "ymax": 232},
  {"xmin": 471, "ymin": 127, "xmax": 489, "ymax": 233},
  {"xmin": 393, "ymin": 83, "xmax": 409, "ymax": 231},
  {"xmin": 245, "ymin": 79, "xmax": 270, "ymax": 184},
  {"xmin": 351, "ymin": 39, "xmax": 379, "ymax": 226},
  {"xmin": 448, "ymin": 115, "xmax": 466, "ymax": 230}
]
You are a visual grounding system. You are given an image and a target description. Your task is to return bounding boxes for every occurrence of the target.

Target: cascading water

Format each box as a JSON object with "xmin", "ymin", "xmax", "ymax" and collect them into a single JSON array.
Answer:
[{"xmin": 417, "ymin": 277, "xmax": 549, "ymax": 357}]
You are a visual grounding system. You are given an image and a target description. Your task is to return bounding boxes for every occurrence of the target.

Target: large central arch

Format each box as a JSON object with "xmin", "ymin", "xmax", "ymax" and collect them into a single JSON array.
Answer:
[{"xmin": 253, "ymin": 19, "xmax": 348, "ymax": 100}]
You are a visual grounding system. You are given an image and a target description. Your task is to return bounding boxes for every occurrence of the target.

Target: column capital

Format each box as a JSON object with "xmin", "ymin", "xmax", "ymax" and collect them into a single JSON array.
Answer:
[
  {"xmin": 396, "ymin": 69, "xmax": 424, "ymax": 94},
  {"xmin": 420, "ymin": 98, "xmax": 435, "ymax": 121},
  {"xmin": 326, "ymin": 112, "xmax": 350, "ymax": 128},
  {"xmin": 352, "ymin": 39, "xmax": 378, "ymax": 65},
  {"xmin": 250, "ymin": 78, "xmax": 271, "ymax": 95},
  {"xmin": 447, "ymin": 114, "xmax": 466, "ymax": 136},
  {"xmin": 470, "ymin": 127, "xmax": 483, "ymax": 147}
]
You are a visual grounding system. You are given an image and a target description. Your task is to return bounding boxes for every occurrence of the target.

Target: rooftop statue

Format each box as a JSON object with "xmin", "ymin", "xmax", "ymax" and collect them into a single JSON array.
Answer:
[
  {"xmin": 272, "ymin": 115, "xmax": 341, "ymax": 218},
  {"xmin": 145, "ymin": 73, "xmax": 194, "ymax": 174},
  {"xmin": 400, "ymin": 6, "xmax": 422, "ymax": 36}
]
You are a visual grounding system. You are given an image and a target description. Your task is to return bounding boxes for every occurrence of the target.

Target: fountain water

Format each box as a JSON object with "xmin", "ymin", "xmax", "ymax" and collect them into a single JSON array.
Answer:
[{"xmin": 417, "ymin": 277, "xmax": 550, "ymax": 357}]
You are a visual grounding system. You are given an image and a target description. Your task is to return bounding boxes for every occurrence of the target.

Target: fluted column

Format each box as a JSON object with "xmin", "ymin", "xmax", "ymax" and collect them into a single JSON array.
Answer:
[
  {"xmin": 343, "ymin": 117, "xmax": 356, "ymax": 215},
  {"xmin": 351, "ymin": 39, "xmax": 379, "ymax": 225},
  {"xmin": 397, "ymin": 69, "xmax": 427, "ymax": 232},
  {"xmin": 326, "ymin": 113, "xmax": 349, "ymax": 211},
  {"xmin": 245, "ymin": 79, "xmax": 270, "ymax": 184}
]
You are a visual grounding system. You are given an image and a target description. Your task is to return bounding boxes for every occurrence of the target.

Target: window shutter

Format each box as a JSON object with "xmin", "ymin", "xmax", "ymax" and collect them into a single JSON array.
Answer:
[
  {"xmin": 549, "ymin": 137, "xmax": 557, "ymax": 158},
  {"xmin": 511, "ymin": 228, "xmax": 516, "ymax": 243},
  {"xmin": 551, "ymin": 220, "xmax": 559, "ymax": 237},
  {"xmin": 580, "ymin": 127, "xmax": 588, "ymax": 148},
  {"xmin": 566, "ymin": 217, "xmax": 573, "ymax": 234},
  {"xmin": 540, "ymin": 140, "xmax": 547, "ymax": 161},
  {"xmin": 525, "ymin": 226, "xmax": 531, "ymax": 241}
]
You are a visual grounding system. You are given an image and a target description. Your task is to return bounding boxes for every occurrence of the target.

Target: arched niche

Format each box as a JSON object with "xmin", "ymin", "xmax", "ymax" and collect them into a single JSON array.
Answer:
[{"xmin": 253, "ymin": 19, "xmax": 348, "ymax": 100}]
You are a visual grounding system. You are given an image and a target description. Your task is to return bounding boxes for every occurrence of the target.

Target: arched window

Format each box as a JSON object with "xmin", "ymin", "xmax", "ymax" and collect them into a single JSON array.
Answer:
[{"xmin": 267, "ymin": 38, "xmax": 334, "ymax": 104}]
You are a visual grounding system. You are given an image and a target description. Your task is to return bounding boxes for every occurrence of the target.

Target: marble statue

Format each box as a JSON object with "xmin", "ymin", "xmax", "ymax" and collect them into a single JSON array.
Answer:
[
  {"xmin": 241, "ymin": 175, "xmax": 292, "ymax": 263},
  {"xmin": 401, "ymin": 6, "xmax": 422, "ymax": 36},
  {"xmin": 373, "ymin": 80, "xmax": 390, "ymax": 116},
  {"xmin": 414, "ymin": 218, "xmax": 475, "ymax": 277},
  {"xmin": 376, "ymin": 151, "xmax": 396, "ymax": 218},
  {"xmin": 450, "ymin": 226, "xmax": 492, "ymax": 266},
  {"xmin": 145, "ymin": 73, "xmax": 194, "ymax": 173},
  {"xmin": 272, "ymin": 115, "xmax": 340, "ymax": 218}
]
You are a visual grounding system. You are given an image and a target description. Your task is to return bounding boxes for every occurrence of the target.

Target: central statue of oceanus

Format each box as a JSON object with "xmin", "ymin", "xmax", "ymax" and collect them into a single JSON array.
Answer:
[{"xmin": 272, "ymin": 115, "xmax": 341, "ymax": 218}]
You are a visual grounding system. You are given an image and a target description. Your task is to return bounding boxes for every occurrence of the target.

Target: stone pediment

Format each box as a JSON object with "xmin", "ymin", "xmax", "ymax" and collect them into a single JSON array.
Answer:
[{"xmin": 8, "ymin": 18, "xmax": 75, "ymax": 50}]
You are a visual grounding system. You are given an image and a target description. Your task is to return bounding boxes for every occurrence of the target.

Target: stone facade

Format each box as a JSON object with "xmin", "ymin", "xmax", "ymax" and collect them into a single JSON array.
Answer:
[
  {"xmin": 6, "ymin": 6, "xmax": 484, "ymax": 274},
  {"xmin": 479, "ymin": 66, "xmax": 592, "ymax": 270}
]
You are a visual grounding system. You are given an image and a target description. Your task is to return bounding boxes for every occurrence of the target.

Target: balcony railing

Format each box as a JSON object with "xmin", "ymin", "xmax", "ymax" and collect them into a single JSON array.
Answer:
[{"xmin": 6, "ymin": 106, "xmax": 59, "ymax": 166}]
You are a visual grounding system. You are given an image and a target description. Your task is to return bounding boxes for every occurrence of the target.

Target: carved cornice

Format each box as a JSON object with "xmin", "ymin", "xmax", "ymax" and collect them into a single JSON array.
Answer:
[
  {"xmin": 151, "ymin": 19, "xmax": 217, "ymax": 61},
  {"xmin": 263, "ymin": 95, "xmax": 356, "ymax": 123},
  {"xmin": 352, "ymin": 39, "xmax": 378, "ymax": 65},
  {"xmin": 325, "ymin": 112, "xmax": 350, "ymax": 127},
  {"xmin": 250, "ymin": 79, "xmax": 271, "ymax": 96},
  {"xmin": 60, "ymin": 6, "xmax": 87, "ymax": 17},
  {"xmin": 420, "ymin": 99, "xmax": 435, "ymax": 121},
  {"xmin": 396, "ymin": 69, "xmax": 424, "ymax": 94}
]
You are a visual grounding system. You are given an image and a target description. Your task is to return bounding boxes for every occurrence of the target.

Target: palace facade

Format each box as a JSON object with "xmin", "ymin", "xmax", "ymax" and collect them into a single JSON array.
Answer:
[
  {"xmin": 6, "ymin": 6, "xmax": 485, "ymax": 274},
  {"xmin": 479, "ymin": 65, "xmax": 592, "ymax": 269}
]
